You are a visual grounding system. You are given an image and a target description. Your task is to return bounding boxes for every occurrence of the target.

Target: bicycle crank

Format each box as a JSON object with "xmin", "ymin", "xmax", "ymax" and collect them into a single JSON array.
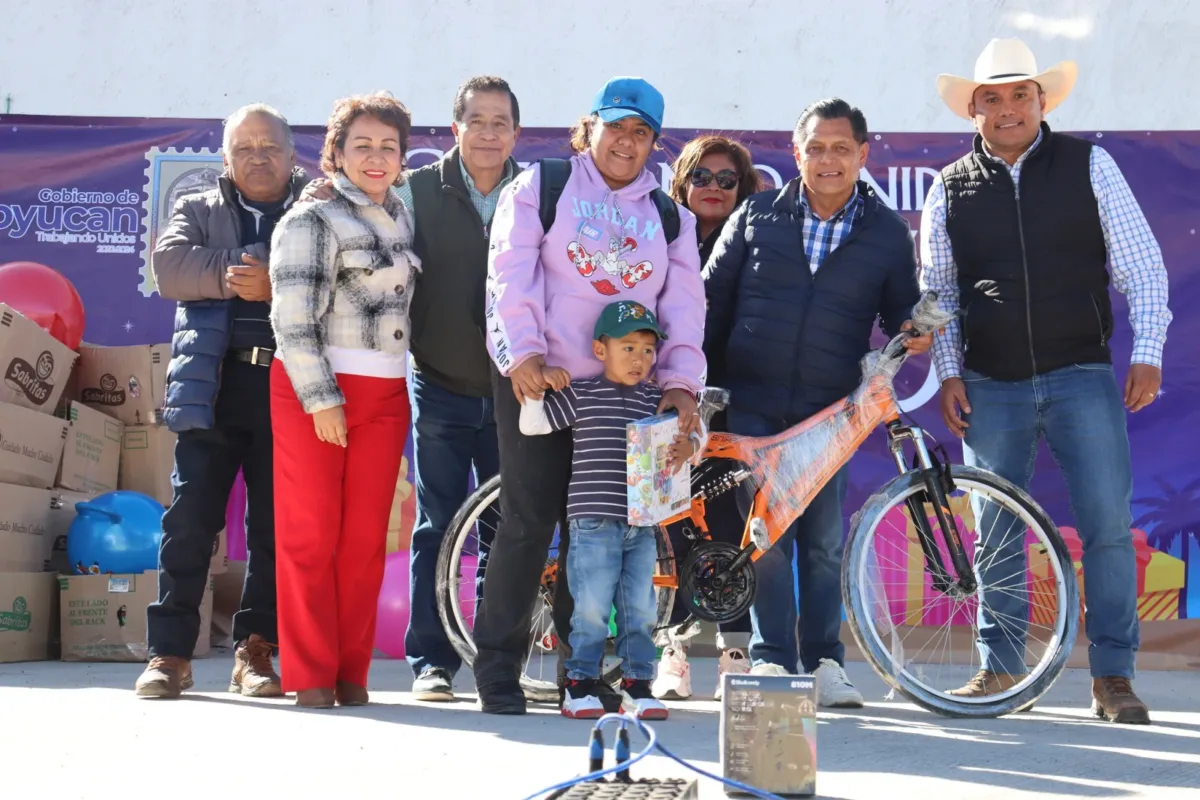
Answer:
[{"xmin": 680, "ymin": 541, "xmax": 758, "ymax": 624}]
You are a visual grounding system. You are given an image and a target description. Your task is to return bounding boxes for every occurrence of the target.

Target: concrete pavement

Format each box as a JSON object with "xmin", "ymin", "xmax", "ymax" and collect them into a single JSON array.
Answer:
[{"xmin": 1, "ymin": 656, "xmax": 1197, "ymax": 799}]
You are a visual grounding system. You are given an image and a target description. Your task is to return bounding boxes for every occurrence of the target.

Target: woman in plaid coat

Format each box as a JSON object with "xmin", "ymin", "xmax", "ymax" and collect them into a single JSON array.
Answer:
[{"xmin": 268, "ymin": 92, "xmax": 420, "ymax": 709}]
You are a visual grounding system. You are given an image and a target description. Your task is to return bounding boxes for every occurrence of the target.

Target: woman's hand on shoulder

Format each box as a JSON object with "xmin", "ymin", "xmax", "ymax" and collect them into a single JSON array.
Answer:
[{"xmin": 298, "ymin": 178, "xmax": 336, "ymax": 206}]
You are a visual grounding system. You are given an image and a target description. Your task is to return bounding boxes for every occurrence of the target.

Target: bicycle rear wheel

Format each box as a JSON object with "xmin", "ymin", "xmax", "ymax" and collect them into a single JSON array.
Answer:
[
  {"xmin": 435, "ymin": 474, "xmax": 679, "ymax": 703},
  {"xmin": 843, "ymin": 464, "xmax": 1079, "ymax": 718}
]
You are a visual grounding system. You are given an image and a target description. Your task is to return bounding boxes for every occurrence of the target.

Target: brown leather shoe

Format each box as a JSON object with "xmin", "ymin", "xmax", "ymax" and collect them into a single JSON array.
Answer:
[
  {"xmin": 135, "ymin": 656, "xmax": 193, "ymax": 698},
  {"xmin": 296, "ymin": 688, "xmax": 336, "ymax": 708},
  {"xmin": 948, "ymin": 670, "xmax": 1034, "ymax": 711},
  {"xmin": 1092, "ymin": 677, "xmax": 1151, "ymax": 724},
  {"xmin": 229, "ymin": 634, "xmax": 283, "ymax": 698},
  {"xmin": 335, "ymin": 681, "xmax": 369, "ymax": 706}
]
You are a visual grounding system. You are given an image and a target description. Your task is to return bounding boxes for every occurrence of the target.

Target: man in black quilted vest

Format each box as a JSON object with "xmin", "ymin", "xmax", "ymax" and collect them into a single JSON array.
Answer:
[
  {"xmin": 703, "ymin": 98, "xmax": 932, "ymax": 708},
  {"xmin": 920, "ymin": 38, "xmax": 1172, "ymax": 724}
]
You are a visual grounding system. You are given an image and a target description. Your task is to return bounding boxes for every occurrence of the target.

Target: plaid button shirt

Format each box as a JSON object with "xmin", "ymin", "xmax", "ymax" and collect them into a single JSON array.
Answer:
[
  {"xmin": 269, "ymin": 173, "xmax": 421, "ymax": 413},
  {"xmin": 798, "ymin": 184, "xmax": 865, "ymax": 273},
  {"xmin": 920, "ymin": 128, "xmax": 1172, "ymax": 382}
]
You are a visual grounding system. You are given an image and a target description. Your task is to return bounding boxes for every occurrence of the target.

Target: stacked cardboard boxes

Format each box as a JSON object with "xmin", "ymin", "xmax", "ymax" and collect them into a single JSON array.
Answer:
[
  {"xmin": 0, "ymin": 304, "xmax": 221, "ymax": 664},
  {"xmin": 0, "ymin": 304, "xmax": 78, "ymax": 663}
]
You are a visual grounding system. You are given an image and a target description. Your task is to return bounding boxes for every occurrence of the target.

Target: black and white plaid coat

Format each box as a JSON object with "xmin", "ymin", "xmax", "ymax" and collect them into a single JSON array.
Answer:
[{"xmin": 269, "ymin": 173, "xmax": 421, "ymax": 414}]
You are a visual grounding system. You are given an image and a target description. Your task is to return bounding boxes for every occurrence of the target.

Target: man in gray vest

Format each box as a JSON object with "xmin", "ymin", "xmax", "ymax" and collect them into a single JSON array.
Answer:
[
  {"xmin": 921, "ymin": 38, "xmax": 1171, "ymax": 724},
  {"xmin": 399, "ymin": 76, "xmax": 522, "ymax": 701}
]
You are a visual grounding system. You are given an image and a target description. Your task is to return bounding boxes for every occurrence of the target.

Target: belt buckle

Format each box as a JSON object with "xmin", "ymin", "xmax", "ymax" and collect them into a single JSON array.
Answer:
[{"xmin": 250, "ymin": 346, "xmax": 268, "ymax": 366}]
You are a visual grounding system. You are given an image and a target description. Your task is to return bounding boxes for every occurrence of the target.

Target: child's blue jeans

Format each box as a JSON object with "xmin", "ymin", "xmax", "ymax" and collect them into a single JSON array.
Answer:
[{"xmin": 564, "ymin": 516, "xmax": 659, "ymax": 681}]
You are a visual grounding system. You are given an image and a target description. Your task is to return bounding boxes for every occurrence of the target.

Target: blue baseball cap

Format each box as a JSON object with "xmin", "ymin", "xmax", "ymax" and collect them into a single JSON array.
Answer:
[{"xmin": 590, "ymin": 77, "xmax": 664, "ymax": 135}]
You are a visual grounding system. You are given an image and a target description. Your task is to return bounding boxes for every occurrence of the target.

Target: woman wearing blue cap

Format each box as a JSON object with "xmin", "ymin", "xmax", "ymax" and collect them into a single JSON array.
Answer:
[{"xmin": 474, "ymin": 76, "xmax": 707, "ymax": 715}]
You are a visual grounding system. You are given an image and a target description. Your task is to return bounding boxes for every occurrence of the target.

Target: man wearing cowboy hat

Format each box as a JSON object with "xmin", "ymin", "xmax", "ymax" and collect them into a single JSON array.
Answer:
[{"xmin": 920, "ymin": 38, "xmax": 1172, "ymax": 725}]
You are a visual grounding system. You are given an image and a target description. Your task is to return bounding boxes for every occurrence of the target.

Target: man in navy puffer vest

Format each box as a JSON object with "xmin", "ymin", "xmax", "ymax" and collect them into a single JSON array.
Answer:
[
  {"xmin": 703, "ymin": 99, "xmax": 932, "ymax": 708},
  {"xmin": 135, "ymin": 104, "xmax": 310, "ymax": 700}
]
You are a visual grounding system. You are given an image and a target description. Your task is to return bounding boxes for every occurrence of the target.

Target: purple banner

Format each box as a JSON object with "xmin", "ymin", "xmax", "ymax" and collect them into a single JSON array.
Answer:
[{"xmin": 1, "ymin": 116, "xmax": 1196, "ymax": 620}]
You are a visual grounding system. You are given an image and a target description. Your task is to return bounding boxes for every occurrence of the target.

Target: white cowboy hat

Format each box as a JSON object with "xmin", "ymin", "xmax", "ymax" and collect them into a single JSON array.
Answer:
[{"xmin": 937, "ymin": 38, "xmax": 1078, "ymax": 121}]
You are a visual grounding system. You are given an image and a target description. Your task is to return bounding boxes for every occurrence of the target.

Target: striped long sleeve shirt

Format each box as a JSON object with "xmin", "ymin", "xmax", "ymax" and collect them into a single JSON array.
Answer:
[{"xmin": 520, "ymin": 377, "xmax": 663, "ymax": 521}]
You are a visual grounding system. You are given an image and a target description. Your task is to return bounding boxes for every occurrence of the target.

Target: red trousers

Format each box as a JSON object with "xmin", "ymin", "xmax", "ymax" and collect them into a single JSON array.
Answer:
[{"xmin": 270, "ymin": 359, "xmax": 410, "ymax": 693}]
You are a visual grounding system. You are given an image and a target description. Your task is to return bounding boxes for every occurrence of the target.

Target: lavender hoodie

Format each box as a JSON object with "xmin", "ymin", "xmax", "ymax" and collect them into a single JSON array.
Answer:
[{"xmin": 485, "ymin": 152, "xmax": 707, "ymax": 394}]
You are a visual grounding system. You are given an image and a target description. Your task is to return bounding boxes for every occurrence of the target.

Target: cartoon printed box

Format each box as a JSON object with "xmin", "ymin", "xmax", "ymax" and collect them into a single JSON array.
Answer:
[{"xmin": 626, "ymin": 413, "xmax": 691, "ymax": 527}]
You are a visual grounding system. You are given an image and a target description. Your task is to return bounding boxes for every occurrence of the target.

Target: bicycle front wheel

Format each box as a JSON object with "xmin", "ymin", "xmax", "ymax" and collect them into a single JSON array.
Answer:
[{"xmin": 843, "ymin": 464, "xmax": 1079, "ymax": 718}]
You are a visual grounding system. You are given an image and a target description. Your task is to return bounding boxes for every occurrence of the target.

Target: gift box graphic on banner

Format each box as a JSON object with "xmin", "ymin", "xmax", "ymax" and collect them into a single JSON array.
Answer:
[{"xmin": 874, "ymin": 498, "xmax": 1187, "ymax": 626}]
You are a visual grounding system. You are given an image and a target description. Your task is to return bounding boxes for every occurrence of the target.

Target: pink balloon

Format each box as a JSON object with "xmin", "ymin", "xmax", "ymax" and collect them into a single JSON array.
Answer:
[
  {"xmin": 225, "ymin": 471, "xmax": 247, "ymax": 562},
  {"xmin": 374, "ymin": 550, "xmax": 411, "ymax": 658}
]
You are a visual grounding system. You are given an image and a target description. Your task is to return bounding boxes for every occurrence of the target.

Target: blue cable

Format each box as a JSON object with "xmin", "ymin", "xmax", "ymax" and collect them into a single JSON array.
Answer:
[{"xmin": 521, "ymin": 712, "xmax": 789, "ymax": 800}]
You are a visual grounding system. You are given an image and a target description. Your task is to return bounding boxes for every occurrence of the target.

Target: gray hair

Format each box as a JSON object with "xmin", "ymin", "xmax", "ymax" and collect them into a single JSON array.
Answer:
[{"xmin": 222, "ymin": 103, "xmax": 294, "ymax": 153}]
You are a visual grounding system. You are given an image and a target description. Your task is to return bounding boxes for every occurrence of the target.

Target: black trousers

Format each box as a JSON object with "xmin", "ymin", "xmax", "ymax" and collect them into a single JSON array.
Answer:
[
  {"xmin": 471, "ymin": 369, "xmax": 574, "ymax": 689},
  {"xmin": 146, "ymin": 358, "xmax": 277, "ymax": 659}
]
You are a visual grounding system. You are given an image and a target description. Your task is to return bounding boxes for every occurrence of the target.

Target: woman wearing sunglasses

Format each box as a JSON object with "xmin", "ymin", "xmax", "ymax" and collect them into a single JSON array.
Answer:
[
  {"xmin": 653, "ymin": 135, "xmax": 763, "ymax": 703},
  {"xmin": 668, "ymin": 135, "xmax": 763, "ymax": 265}
]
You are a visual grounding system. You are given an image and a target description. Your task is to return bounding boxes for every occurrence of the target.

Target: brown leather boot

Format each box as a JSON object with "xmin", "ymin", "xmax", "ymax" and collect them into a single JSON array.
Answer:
[
  {"xmin": 948, "ymin": 670, "xmax": 1034, "ymax": 711},
  {"xmin": 1092, "ymin": 677, "xmax": 1151, "ymax": 724},
  {"xmin": 335, "ymin": 681, "xmax": 369, "ymax": 706},
  {"xmin": 135, "ymin": 656, "xmax": 193, "ymax": 698},
  {"xmin": 229, "ymin": 634, "xmax": 283, "ymax": 697},
  {"xmin": 296, "ymin": 688, "xmax": 336, "ymax": 708}
]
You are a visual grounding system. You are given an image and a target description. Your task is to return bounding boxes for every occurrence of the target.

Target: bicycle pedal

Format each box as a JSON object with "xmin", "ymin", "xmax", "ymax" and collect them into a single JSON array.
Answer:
[
  {"xmin": 547, "ymin": 778, "xmax": 699, "ymax": 799},
  {"xmin": 749, "ymin": 517, "xmax": 770, "ymax": 552}
]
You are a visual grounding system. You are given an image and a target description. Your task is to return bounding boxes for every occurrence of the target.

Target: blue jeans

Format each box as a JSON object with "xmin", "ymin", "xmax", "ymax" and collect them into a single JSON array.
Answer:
[
  {"xmin": 404, "ymin": 368, "xmax": 499, "ymax": 677},
  {"xmin": 727, "ymin": 409, "xmax": 849, "ymax": 673},
  {"xmin": 564, "ymin": 517, "xmax": 659, "ymax": 681},
  {"xmin": 962, "ymin": 363, "xmax": 1139, "ymax": 679}
]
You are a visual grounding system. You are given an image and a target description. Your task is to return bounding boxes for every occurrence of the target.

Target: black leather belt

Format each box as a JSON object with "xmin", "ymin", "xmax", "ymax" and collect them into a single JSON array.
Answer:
[{"xmin": 230, "ymin": 347, "xmax": 274, "ymax": 367}]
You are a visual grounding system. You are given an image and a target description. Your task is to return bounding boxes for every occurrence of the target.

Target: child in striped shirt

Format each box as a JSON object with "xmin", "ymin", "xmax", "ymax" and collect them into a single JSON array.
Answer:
[{"xmin": 520, "ymin": 300, "xmax": 698, "ymax": 719}]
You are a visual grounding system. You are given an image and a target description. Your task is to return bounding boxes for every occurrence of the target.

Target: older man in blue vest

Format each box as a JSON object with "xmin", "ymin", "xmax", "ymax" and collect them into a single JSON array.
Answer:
[{"xmin": 136, "ymin": 104, "xmax": 311, "ymax": 699}]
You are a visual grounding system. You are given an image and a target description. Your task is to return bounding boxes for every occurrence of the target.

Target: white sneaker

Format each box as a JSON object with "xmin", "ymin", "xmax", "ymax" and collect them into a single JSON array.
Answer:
[
  {"xmin": 622, "ymin": 678, "xmax": 670, "ymax": 720},
  {"xmin": 749, "ymin": 662, "xmax": 792, "ymax": 677},
  {"xmin": 651, "ymin": 646, "xmax": 692, "ymax": 700},
  {"xmin": 714, "ymin": 648, "xmax": 751, "ymax": 700},
  {"xmin": 814, "ymin": 658, "xmax": 864, "ymax": 708}
]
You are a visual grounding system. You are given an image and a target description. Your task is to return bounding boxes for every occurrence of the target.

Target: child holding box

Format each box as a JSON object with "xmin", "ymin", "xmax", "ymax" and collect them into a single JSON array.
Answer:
[{"xmin": 520, "ymin": 299, "xmax": 700, "ymax": 719}]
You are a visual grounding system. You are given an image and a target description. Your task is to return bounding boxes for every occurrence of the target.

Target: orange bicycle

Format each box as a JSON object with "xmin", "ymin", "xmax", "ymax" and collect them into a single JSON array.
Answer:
[{"xmin": 436, "ymin": 293, "xmax": 1079, "ymax": 717}]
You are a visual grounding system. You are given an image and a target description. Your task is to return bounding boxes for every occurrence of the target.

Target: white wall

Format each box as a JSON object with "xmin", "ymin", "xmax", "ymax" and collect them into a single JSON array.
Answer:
[{"xmin": 2, "ymin": 0, "xmax": 1198, "ymax": 131}]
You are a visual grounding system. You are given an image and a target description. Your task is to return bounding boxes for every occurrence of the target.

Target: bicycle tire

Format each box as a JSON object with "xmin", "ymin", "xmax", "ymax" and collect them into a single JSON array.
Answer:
[
  {"xmin": 436, "ymin": 474, "xmax": 679, "ymax": 700},
  {"xmin": 842, "ymin": 464, "xmax": 1079, "ymax": 718}
]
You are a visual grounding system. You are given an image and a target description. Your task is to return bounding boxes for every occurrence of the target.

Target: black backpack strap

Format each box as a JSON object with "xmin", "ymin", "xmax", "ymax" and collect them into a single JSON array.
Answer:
[
  {"xmin": 650, "ymin": 188, "xmax": 680, "ymax": 245},
  {"xmin": 537, "ymin": 158, "xmax": 572, "ymax": 234},
  {"xmin": 540, "ymin": 157, "xmax": 678, "ymax": 245}
]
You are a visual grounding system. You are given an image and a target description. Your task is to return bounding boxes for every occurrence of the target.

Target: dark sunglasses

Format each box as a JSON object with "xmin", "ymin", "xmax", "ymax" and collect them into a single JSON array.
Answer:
[{"xmin": 689, "ymin": 167, "xmax": 738, "ymax": 190}]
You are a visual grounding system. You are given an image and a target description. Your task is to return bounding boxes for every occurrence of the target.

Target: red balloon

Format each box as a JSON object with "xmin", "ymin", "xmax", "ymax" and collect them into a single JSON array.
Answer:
[{"xmin": 0, "ymin": 262, "xmax": 86, "ymax": 350}]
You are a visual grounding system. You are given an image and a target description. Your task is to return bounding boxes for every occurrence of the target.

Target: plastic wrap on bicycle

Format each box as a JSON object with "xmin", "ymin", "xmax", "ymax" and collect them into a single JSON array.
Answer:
[{"xmin": 702, "ymin": 294, "xmax": 955, "ymax": 540}]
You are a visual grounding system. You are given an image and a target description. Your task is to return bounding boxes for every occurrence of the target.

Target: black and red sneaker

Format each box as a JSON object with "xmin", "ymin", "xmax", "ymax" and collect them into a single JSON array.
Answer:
[
  {"xmin": 621, "ymin": 678, "xmax": 669, "ymax": 720},
  {"xmin": 561, "ymin": 678, "xmax": 606, "ymax": 719}
]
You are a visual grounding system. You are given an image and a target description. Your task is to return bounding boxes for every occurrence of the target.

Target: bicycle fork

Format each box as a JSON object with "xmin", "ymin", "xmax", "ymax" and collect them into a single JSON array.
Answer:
[{"xmin": 886, "ymin": 422, "xmax": 978, "ymax": 596}]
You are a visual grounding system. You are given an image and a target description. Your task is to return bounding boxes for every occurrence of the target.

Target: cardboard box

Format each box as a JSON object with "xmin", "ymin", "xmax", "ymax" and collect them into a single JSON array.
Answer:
[
  {"xmin": 626, "ymin": 413, "xmax": 692, "ymax": 526},
  {"xmin": 59, "ymin": 570, "xmax": 212, "ymax": 662},
  {"xmin": 0, "ymin": 484, "xmax": 56, "ymax": 572},
  {"xmin": 47, "ymin": 489, "xmax": 97, "ymax": 574},
  {"xmin": 0, "ymin": 401, "xmax": 69, "ymax": 489},
  {"xmin": 118, "ymin": 424, "xmax": 177, "ymax": 507},
  {"xmin": 721, "ymin": 673, "xmax": 818, "ymax": 796},
  {"xmin": 75, "ymin": 343, "xmax": 169, "ymax": 426},
  {"xmin": 56, "ymin": 401, "xmax": 124, "ymax": 494},
  {"xmin": 0, "ymin": 304, "xmax": 78, "ymax": 415},
  {"xmin": 212, "ymin": 527, "xmax": 228, "ymax": 576},
  {"xmin": 0, "ymin": 572, "xmax": 59, "ymax": 663}
]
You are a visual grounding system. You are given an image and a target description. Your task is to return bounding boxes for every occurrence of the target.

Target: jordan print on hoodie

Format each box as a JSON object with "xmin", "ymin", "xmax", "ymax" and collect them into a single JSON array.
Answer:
[{"xmin": 485, "ymin": 152, "xmax": 707, "ymax": 393}]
